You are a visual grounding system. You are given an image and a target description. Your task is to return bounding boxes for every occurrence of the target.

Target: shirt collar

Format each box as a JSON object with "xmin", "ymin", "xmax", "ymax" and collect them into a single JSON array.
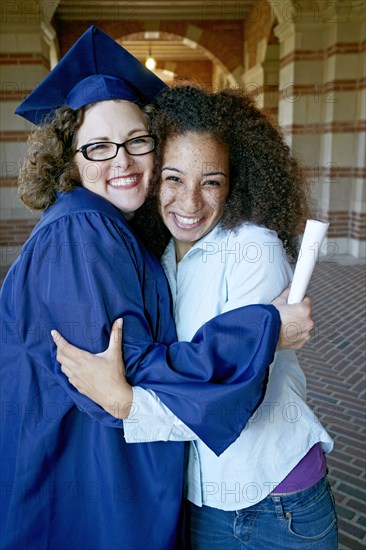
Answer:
[
  {"xmin": 161, "ymin": 222, "xmax": 228, "ymax": 266},
  {"xmin": 185, "ymin": 223, "xmax": 227, "ymax": 255}
]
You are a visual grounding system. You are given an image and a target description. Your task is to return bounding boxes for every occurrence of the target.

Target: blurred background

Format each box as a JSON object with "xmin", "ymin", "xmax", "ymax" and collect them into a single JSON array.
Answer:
[{"xmin": 0, "ymin": 1, "xmax": 365, "ymax": 548}]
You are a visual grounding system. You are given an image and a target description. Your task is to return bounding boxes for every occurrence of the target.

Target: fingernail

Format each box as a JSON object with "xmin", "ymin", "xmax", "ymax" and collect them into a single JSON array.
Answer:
[
  {"xmin": 51, "ymin": 330, "xmax": 58, "ymax": 340},
  {"xmin": 116, "ymin": 318, "xmax": 123, "ymax": 329}
]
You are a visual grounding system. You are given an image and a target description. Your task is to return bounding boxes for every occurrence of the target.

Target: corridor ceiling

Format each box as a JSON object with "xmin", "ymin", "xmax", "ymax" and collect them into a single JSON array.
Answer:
[{"xmin": 55, "ymin": 0, "xmax": 254, "ymax": 21}]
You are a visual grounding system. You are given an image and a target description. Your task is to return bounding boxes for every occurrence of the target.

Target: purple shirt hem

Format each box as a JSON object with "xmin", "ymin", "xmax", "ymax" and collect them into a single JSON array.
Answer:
[{"xmin": 271, "ymin": 443, "xmax": 327, "ymax": 494}]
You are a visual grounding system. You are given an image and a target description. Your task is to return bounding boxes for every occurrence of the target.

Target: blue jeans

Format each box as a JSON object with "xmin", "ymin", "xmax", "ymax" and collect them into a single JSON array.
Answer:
[{"xmin": 188, "ymin": 477, "xmax": 338, "ymax": 549}]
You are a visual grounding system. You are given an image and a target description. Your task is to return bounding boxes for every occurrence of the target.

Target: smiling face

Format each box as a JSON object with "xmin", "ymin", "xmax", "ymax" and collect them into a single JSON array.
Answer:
[
  {"xmin": 74, "ymin": 100, "xmax": 153, "ymax": 216},
  {"xmin": 159, "ymin": 131, "xmax": 230, "ymax": 261}
]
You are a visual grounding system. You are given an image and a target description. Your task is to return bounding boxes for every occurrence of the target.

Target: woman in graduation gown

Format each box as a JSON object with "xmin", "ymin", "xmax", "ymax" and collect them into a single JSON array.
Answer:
[{"xmin": 0, "ymin": 27, "xmax": 312, "ymax": 550}]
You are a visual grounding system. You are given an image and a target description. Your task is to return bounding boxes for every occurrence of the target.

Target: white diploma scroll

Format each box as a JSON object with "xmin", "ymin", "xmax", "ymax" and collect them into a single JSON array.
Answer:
[{"xmin": 287, "ymin": 220, "xmax": 329, "ymax": 304}]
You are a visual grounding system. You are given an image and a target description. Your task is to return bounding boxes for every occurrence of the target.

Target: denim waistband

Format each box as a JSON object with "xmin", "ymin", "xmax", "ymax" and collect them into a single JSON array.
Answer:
[{"xmin": 235, "ymin": 476, "xmax": 329, "ymax": 515}]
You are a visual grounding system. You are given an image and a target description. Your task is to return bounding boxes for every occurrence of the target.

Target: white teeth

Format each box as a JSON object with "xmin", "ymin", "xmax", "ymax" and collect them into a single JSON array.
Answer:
[
  {"xmin": 175, "ymin": 214, "xmax": 203, "ymax": 225},
  {"xmin": 109, "ymin": 176, "xmax": 139, "ymax": 187}
]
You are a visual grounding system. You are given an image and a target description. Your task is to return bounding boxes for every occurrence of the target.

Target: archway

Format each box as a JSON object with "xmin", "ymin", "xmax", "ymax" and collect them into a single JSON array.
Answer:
[{"xmin": 117, "ymin": 31, "xmax": 238, "ymax": 88}]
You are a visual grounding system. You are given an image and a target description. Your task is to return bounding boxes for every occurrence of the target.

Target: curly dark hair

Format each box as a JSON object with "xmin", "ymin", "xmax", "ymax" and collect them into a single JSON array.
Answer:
[
  {"xmin": 134, "ymin": 85, "xmax": 311, "ymax": 260},
  {"xmin": 18, "ymin": 105, "xmax": 88, "ymax": 211}
]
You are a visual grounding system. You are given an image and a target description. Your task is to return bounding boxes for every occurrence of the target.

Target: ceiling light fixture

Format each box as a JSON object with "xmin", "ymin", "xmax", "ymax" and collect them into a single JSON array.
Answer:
[{"xmin": 145, "ymin": 47, "xmax": 157, "ymax": 71}]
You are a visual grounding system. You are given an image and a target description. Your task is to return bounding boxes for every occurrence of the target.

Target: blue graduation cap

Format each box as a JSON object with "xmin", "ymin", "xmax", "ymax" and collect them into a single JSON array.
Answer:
[{"xmin": 15, "ymin": 26, "xmax": 168, "ymax": 124}]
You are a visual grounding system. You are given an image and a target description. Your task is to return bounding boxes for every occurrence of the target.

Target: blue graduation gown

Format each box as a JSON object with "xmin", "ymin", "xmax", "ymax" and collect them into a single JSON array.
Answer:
[{"xmin": 0, "ymin": 187, "xmax": 280, "ymax": 550}]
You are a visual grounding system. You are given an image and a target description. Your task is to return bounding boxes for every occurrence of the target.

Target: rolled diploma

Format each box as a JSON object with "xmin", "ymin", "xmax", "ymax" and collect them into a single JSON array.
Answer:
[{"xmin": 287, "ymin": 219, "xmax": 329, "ymax": 304}]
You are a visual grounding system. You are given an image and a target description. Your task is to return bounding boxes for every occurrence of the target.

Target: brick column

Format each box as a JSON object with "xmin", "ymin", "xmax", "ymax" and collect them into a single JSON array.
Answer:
[
  {"xmin": 0, "ymin": 20, "xmax": 56, "ymax": 274},
  {"xmin": 261, "ymin": 43, "xmax": 280, "ymax": 119},
  {"xmin": 242, "ymin": 0, "xmax": 278, "ymax": 115},
  {"xmin": 274, "ymin": 0, "xmax": 365, "ymax": 258},
  {"xmin": 320, "ymin": 9, "xmax": 365, "ymax": 257}
]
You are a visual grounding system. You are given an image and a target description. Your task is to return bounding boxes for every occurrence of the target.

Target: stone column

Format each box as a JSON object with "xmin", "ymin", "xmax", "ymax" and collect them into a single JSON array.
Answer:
[
  {"xmin": 274, "ymin": 15, "xmax": 325, "ymax": 203},
  {"xmin": 0, "ymin": 3, "xmax": 58, "ymax": 275},
  {"xmin": 320, "ymin": 3, "xmax": 365, "ymax": 257},
  {"xmin": 242, "ymin": 0, "xmax": 278, "ymax": 116},
  {"xmin": 262, "ymin": 42, "xmax": 280, "ymax": 119},
  {"xmin": 273, "ymin": 0, "xmax": 365, "ymax": 258}
]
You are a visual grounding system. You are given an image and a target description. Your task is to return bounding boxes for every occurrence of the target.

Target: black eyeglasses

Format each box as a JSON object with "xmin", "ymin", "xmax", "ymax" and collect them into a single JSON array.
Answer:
[{"xmin": 76, "ymin": 135, "xmax": 156, "ymax": 161}]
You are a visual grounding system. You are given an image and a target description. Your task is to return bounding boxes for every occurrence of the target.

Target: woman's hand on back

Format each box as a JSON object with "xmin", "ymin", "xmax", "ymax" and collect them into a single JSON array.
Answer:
[{"xmin": 51, "ymin": 318, "xmax": 133, "ymax": 419}]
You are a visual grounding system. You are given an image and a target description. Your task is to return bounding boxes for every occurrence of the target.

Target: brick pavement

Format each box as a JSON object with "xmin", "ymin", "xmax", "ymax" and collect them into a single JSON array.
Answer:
[{"xmin": 297, "ymin": 259, "xmax": 366, "ymax": 549}]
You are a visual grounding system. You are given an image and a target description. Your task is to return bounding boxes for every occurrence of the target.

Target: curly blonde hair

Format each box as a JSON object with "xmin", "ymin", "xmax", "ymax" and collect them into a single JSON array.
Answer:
[{"xmin": 18, "ymin": 106, "xmax": 85, "ymax": 210}]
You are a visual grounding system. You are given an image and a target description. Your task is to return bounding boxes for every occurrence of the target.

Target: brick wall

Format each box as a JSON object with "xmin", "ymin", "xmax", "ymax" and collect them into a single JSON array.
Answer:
[
  {"xmin": 161, "ymin": 60, "xmax": 213, "ymax": 88},
  {"xmin": 0, "ymin": 218, "xmax": 38, "ymax": 246},
  {"xmin": 57, "ymin": 19, "xmax": 243, "ymax": 81}
]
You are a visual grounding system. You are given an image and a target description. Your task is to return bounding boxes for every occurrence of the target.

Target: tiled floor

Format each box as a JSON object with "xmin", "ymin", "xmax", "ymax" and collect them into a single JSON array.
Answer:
[
  {"xmin": 1, "ymin": 256, "xmax": 365, "ymax": 548},
  {"xmin": 296, "ymin": 258, "xmax": 366, "ymax": 549}
]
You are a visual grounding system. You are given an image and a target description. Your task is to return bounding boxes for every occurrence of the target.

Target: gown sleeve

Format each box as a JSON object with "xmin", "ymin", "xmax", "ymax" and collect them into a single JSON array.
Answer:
[{"xmin": 25, "ymin": 212, "xmax": 280, "ymax": 455}]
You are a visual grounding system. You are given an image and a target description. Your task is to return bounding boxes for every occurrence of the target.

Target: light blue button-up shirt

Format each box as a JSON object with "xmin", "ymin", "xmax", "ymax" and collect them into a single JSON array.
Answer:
[{"xmin": 124, "ymin": 223, "xmax": 333, "ymax": 510}]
